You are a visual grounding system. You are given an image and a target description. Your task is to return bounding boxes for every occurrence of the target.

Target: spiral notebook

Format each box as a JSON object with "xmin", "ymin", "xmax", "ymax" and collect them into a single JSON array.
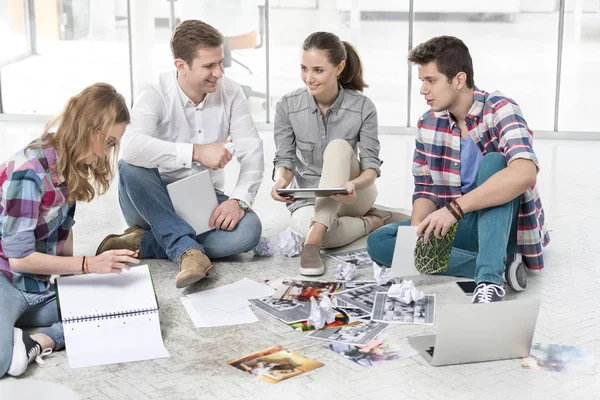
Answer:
[{"xmin": 56, "ymin": 265, "xmax": 170, "ymax": 368}]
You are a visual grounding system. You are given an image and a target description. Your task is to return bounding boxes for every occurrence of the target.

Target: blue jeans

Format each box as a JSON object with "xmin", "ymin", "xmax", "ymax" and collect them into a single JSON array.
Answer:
[
  {"xmin": 0, "ymin": 274, "xmax": 64, "ymax": 377},
  {"xmin": 118, "ymin": 161, "xmax": 262, "ymax": 263},
  {"xmin": 367, "ymin": 153, "xmax": 519, "ymax": 286}
]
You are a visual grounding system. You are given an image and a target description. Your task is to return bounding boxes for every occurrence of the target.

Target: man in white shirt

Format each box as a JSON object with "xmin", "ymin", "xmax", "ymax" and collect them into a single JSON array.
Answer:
[{"xmin": 96, "ymin": 20, "xmax": 264, "ymax": 288}]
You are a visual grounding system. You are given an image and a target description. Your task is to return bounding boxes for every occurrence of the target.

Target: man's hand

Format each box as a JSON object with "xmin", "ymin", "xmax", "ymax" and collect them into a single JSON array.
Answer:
[
  {"xmin": 416, "ymin": 206, "xmax": 457, "ymax": 244},
  {"xmin": 209, "ymin": 199, "xmax": 245, "ymax": 231},
  {"xmin": 192, "ymin": 143, "xmax": 233, "ymax": 169},
  {"xmin": 271, "ymin": 178, "xmax": 295, "ymax": 203},
  {"xmin": 329, "ymin": 181, "xmax": 357, "ymax": 205}
]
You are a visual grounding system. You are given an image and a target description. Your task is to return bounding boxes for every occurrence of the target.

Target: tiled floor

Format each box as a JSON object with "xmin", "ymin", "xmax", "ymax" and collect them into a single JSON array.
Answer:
[{"xmin": 0, "ymin": 123, "xmax": 599, "ymax": 399}]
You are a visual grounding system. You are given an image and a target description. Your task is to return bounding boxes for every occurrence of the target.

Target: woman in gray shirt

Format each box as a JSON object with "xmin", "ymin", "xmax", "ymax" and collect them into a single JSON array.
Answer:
[{"xmin": 272, "ymin": 31, "xmax": 390, "ymax": 276}]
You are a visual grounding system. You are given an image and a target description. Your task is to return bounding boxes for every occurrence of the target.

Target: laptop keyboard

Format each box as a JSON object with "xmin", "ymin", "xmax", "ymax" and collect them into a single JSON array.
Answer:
[{"xmin": 426, "ymin": 346, "xmax": 435, "ymax": 356}]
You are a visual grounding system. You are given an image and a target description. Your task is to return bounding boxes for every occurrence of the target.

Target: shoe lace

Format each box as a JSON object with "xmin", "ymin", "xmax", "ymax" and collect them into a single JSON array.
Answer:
[
  {"xmin": 28, "ymin": 345, "xmax": 53, "ymax": 366},
  {"xmin": 473, "ymin": 284, "xmax": 506, "ymax": 303}
]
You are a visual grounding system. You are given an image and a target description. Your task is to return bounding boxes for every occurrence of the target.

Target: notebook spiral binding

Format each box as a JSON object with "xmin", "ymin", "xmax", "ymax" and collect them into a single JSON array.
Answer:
[{"xmin": 63, "ymin": 308, "xmax": 157, "ymax": 324}]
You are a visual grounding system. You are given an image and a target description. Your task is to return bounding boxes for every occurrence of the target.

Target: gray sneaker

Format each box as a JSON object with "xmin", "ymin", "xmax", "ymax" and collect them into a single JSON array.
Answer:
[
  {"xmin": 299, "ymin": 244, "xmax": 325, "ymax": 276},
  {"xmin": 504, "ymin": 253, "xmax": 527, "ymax": 291},
  {"xmin": 471, "ymin": 283, "xmax": 506, "ymax": 303}
]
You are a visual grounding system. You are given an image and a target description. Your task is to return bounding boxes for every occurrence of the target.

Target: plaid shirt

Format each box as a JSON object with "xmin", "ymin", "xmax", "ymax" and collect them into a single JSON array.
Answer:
[
  {"xmin": 0, "ymin": 139, "xmax": 76, "ymax": 292},
  {"xmin": 413, "ymin": 87, "xmax": 550, "ymax": 270}
]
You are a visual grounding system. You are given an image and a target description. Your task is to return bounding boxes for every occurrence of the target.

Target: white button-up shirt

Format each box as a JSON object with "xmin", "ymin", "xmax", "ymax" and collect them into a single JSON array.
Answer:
[{"xmin": 120, "ymin": 71, "xmax": 264, "ymax": 206}]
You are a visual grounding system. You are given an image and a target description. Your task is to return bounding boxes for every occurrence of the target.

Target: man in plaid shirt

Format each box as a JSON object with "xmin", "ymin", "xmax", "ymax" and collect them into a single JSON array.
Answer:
[{"xmin": 367, "ymin": 36, "xmax": 549, "ymax": 303}]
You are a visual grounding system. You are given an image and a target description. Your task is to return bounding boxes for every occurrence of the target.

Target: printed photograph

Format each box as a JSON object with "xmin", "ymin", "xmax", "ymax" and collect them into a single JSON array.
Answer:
[
  {"xmin": 228, "ymin": 346, "xmax": 324, "ymax": 384},
  {"xmin": 522, "ymin": 343, "xmax": 596, "ymax": 375},
  {"xmin": 327, "ymin": 248, "xmax": 373, "ymax": 266},
  {"xmin": 371, "ymin": 293, "xmax": 436, "ymax": 325},
  {"xmin": 272, "ymin": 280, "xmax": 340, "ymax": 302},
  {"xmin": 333, "ymin": 284, "xmax": 389, "ymax": 312},
  {"xmin": 288, "ymin": 309, "xmax": 360, "ymax": 332},
  {"xmin": 248, "ymin": 296, "xmax": 312, "ymax": 324},
  {"xmin": 325, "ymin": 336, "xmax": 418, "ymax": 368},
  {"xmin": 337, "ymin": 307, "xmax": 371, "ymax": 320},
  {"xmin": 307, "ymin": 319, "xmax": 389, "ymax": 346}
]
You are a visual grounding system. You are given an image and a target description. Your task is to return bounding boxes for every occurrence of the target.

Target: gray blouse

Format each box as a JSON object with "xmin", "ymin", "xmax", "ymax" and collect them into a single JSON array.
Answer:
[{"xmin": 273, "ymin": 86, "xmax": 382, "ymax": 212}]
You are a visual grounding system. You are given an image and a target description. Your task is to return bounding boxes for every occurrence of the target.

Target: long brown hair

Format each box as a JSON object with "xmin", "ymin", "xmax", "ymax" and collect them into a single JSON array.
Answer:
[
  {"xmin": 302, "ymin": 32, "xmax": 368, "ymax": 92},
  {"xmin": 30, "ymin": 83, "xmax": 129, "ymax": 202}
]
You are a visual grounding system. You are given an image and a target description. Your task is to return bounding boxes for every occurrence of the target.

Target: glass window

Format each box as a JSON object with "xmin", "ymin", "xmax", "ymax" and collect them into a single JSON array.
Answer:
[
  {"xmin": 411, "ymin": 1, "xmax": 559, "ymax": 131},
  {"xmin": 177, "ymin": 0, "xmax": 268, "ymax": 123},
  {"xmin": 268, "ymin": 0, "xmax": 408, "ymax": 126},
  {"xmin": 558, "ymin": 1, "xmax": 600, "ymax": 131},
  {"xmin": 0, "ymin": 0, "xmax": 131, "ymax": 115}
]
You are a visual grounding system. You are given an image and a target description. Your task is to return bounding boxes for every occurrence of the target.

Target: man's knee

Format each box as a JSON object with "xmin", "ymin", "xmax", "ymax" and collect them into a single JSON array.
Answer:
[
  {"xmin": 118, "ymin": 160, "xmax": 161, "ymax": 187},
  {"xmin": 236, "ymin": 212, "xmax": 263, "ymax": 252},
  {"xmin": 476, "ymin": 153, "xmax": 507, "ymax": 185}
]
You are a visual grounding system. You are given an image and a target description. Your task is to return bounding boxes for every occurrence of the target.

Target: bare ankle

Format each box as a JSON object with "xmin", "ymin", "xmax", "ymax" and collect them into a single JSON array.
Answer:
[{"xmin": 30, "ymin": 333, "xmax": 55, "ymax": 351}]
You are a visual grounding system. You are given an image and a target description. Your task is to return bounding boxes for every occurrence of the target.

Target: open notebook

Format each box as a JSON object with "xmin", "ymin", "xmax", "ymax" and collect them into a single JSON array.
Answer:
[{"xmin": 56, "ymin": 265, "xmax": 170, "ymax": 368}]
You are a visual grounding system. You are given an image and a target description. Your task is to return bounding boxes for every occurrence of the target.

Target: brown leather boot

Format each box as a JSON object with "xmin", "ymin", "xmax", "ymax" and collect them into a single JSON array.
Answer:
[
  {"xmin": 175, "ymin": 249, "xmax": 213, "ymax": 288},
  {"xmin": 96, "ymin": 226, "xmax": 144, "ymax": 256}
]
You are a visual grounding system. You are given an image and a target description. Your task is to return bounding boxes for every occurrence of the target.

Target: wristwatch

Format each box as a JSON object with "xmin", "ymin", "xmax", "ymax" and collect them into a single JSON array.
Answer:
[{"xmin": 236, "ymin": 199, "xmax": 250, "ymax": 211}]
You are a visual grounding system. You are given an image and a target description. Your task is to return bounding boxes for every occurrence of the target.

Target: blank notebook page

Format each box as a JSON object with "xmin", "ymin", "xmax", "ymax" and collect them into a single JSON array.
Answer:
[{"xmin": 57, "ymin": 265, "xmax": 157, "ymax": 320}]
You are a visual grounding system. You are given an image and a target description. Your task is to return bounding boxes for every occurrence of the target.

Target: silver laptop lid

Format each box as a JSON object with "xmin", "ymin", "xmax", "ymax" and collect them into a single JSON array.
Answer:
[{"xmin": 431, "ymin": 298, "xmax": 541, "ymax": 366}]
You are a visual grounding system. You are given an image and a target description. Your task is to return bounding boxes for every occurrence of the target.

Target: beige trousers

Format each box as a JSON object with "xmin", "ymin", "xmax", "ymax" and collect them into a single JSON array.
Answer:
[{"xmin": 291, "ymin": 139, "xmax": 378, "ymax": 248}]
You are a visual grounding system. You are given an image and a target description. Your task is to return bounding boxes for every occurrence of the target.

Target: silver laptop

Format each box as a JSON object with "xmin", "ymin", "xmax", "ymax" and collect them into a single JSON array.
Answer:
[
  {"xmin": 166, "ymin": 171, "xmax": 218, "ymax": 235},
  {"xmin": 409, "ymin": 298, "xmax": 541, "ymax": 366}
]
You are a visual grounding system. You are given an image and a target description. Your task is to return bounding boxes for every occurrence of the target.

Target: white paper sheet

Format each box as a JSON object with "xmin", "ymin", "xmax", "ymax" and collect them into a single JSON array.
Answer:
[
  {"xmin": 390, "ymin": 226, "xmax": 420, "ymax": 277},
  {"xmin": 64, "ymin": 311, "xmax": 169, "ymax": 368},
  {"xmin": 186, "ymin": 278, "xmax": 274, "ymax": 313},
  {"xmin": 181, "ymin": 297, "xmax": 258, "ymax": 328}
]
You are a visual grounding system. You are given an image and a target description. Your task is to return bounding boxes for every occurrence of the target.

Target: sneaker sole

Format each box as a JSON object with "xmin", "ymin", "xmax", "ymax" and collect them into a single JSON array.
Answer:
[
  {"xmin": 507, "ymin": 265, "xmax": 527, "ymax": 292},
  {"xmin": 175, "ymin": 265, "xmax": 213, "ymax": 289},
  {"xmin": 299, "ymin": 266, "xmax": 325, "ymax": 276},
  {"xmin": 7, "ymin": 328, "xmax": 27, "ymax": 377}
]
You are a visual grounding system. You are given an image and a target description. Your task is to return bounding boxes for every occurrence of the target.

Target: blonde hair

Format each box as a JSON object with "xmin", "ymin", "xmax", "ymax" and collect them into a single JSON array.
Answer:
[
  {"xmin": 30, "ymin": 83, "xmax": 129, "ymax": 202},
  {"xmin": 170, "ymin": 20, "xmax": 223, "ymax": 66}
]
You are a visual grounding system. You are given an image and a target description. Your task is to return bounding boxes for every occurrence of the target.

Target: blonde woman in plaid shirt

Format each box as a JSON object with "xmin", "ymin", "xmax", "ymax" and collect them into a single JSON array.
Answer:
[{"xmin": 0, "ymin": 84, "xmax": 139, "ymax": 377}]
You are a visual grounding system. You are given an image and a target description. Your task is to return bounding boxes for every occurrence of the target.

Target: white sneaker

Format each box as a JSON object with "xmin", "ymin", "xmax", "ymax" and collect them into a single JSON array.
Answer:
[{"xmin": 7, "ymin": 328, "xmax": 52, "ymax": 376}]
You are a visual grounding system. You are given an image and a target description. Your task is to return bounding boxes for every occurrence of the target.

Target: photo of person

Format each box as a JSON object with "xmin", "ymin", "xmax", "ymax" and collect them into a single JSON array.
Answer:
[
  {"xmin": 327, "ymin": 248, "xmax": 373, "ymax": 266},
  {"xmin": 228, "ymin": 346, "xmax": 324, "ymax": 384},
  {"xmin": 333, "ymin": 284, "xmax": 388, "ymax": 312},
  {"xmin": 337, "ymin": 307, "xmax": 371, "ymax": 320},
  {"xmin": 307, "ymin": 319, "xmax": 389, "ymax": 346},
  {"xmin": 325, "ymin": 336, "xmax": 418, "ymax": 368},
  {"xmin": 249, "ymin": 297, "xmax": 312, "ymax": 323},
  {"xmin": 371, "ymin": 293, "xmax": 436, "ymax": 325},
  {"xmin": 273, "ymin": 280, "xmax": 340, "ymax": 302},
  {"xmin": 522, "ymin": 343, "xmax": 596, "ymax": 375}
]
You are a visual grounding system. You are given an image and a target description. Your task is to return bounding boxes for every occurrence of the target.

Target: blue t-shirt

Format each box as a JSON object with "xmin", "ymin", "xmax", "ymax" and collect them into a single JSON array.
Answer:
[{"xmin": 460, "ymin": 136, "xmax": 483, "ymax": 194}]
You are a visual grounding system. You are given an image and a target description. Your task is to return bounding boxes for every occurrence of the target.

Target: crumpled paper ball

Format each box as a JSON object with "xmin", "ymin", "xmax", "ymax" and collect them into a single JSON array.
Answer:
[
  {"xmin": 372, "ymin": 262, "xmax": 393, "ymax": 285},
  {"xmin": 307, "ymin": 296, "xmax": 337, "ymax": 330},
  {"xmin": 334, "ymin": 263, "xmax": 356, "ymax": 281},
  {"xmin": 277, "ymin": 227, "xmax": 303, "ymax": 257},
  {"xmin": 387, "ymin": 279, "xmax": 424, "ymax": 304},
  {"xmin": 250, "ymin": 236, "xmax": 274, "ymax": 257}
]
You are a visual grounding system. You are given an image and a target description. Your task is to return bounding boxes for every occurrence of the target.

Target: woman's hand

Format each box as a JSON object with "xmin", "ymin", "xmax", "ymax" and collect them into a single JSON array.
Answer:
[
  {"xmin": 88, "ymin": 249, "xmax": 140, "ymax": 274},
  {"xmin": 329, "ymin": 181, "xmax": 357, "ymax": 205},
  {"xmin": 271, "ymin": 177, "xmax": 295, "ymax": 203}
]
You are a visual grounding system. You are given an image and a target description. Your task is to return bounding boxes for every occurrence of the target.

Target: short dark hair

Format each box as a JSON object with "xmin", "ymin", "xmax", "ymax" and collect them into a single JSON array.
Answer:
[
  {"xmin": 302, "ymin": 32, "xmax": 368, "ymax": 92},
  {"xmin": 407, "ymin": 36, "xmax": 474, "ymax": 89},
  {"xmin": 170, "ymin": 20, "xmax": 223, "ymax": 66}
]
